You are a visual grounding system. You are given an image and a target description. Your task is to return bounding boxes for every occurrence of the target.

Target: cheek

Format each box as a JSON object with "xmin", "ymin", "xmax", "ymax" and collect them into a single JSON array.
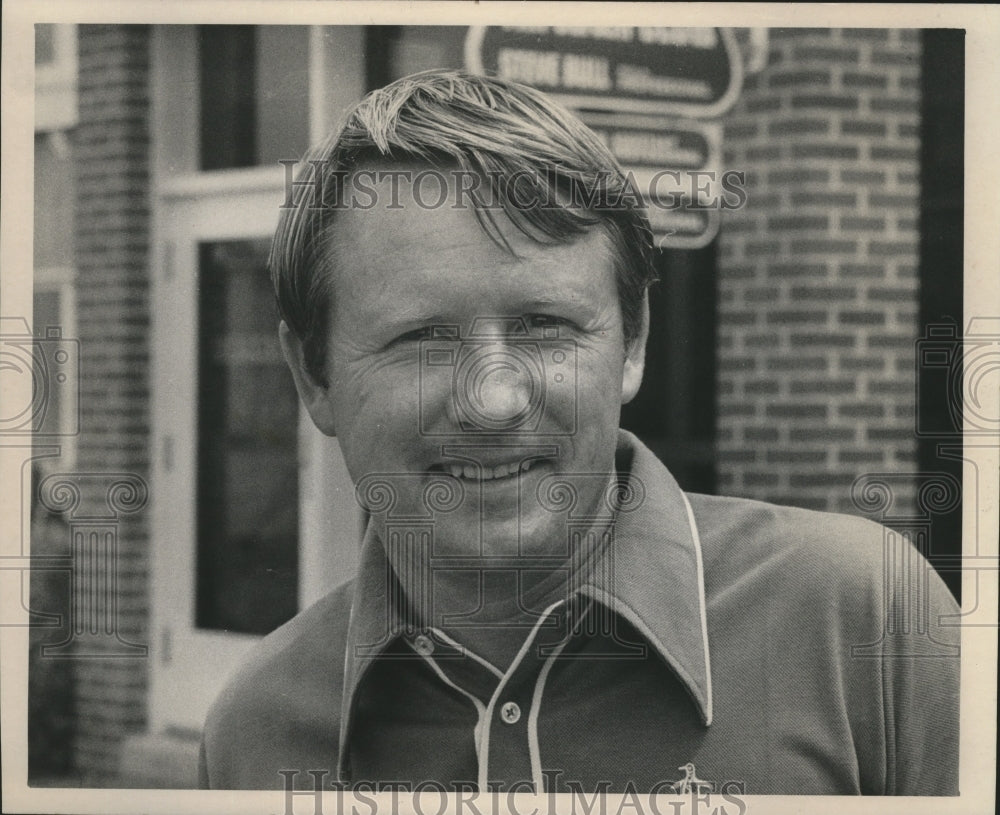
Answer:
[
  {"xmin": 572, "ymin": 347, "xmax": 626, "ymax": 435},
  {"xmin": 328, "ymin": 360, "xmax": 422, "ymax": 448},
  {"xmin": 574, "ymin": 344, "xmax": 626, "ymax": 400}
]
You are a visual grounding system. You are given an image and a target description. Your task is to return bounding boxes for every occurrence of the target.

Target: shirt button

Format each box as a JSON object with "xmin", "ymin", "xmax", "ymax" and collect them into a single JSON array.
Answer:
[
  {"xmin": 413, "ymin": 634, "xmax": 434, "ymax": 656},
  {"xmin": 500, "ymin": 701, "xmax": 521, "ymax": 724}
]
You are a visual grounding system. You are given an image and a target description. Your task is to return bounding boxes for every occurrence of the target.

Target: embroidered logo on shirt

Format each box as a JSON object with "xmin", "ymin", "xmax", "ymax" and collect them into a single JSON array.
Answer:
[{"xmin": 670, "ymin": 763, "xmax": 714, "ymax": 794}]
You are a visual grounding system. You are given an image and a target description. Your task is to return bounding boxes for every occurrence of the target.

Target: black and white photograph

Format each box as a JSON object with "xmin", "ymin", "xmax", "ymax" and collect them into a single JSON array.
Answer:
[{"xmin": 1, "ymin": 3, "xmax": 997, "ymax": 814}]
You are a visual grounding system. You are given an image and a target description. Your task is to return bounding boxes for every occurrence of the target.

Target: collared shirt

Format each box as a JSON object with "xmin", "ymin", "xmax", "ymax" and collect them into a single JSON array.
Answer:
[{"xmin": 200, "ymin": 430, "xmax": 960, "ymax": 795}]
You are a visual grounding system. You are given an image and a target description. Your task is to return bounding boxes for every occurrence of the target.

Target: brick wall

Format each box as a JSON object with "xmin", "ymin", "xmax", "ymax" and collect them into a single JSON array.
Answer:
[
  {"xmin": 717, "ymin": 28, "xmax": 921, "ymax": 517},
  {"xmin": 72, "ymin": 25, "xmax": 152, "ymax": 785}
]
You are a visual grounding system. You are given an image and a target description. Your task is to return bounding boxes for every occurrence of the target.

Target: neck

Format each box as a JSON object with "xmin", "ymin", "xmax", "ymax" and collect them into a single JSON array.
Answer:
[{"xmin": 390, "ymin": 522, "xmax": 611, "ymax": 672}]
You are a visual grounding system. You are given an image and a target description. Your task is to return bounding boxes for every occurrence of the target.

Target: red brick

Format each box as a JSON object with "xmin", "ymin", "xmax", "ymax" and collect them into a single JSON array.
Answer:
[
  {"xmin": 766, "ymin": 450, "xmax": 828, "ymax": 464},
  {"xmin": 768, "ymin": 69, "xmax": 832, "ymax": 88},
  {"xmin": 840, "ymin": 216, "xmax": 886, "ymax": 231},
  {"xmin": 791, "ymin": 143, "xmax": 859, "ymax": 160},
  {"xmin": 766, "ymin": 356, "xmax": 829, "ymax": 371},
  {"xmin": 768, "ymin": 167, "xmax": 830, "ymax": 184},
  {"xmin": 841, "ymin": 120, "xmax": 887, "ymax": 137},
  {"xmin": 766, "ymin": 309, "xmax": 827, "ymax": 324},
  {"xmin": 789, "ymin": 379, "xmax": 856, "ymax": 394},
  {"xmin": 745, "ymin": 428, "xmax": 781, "ymax": 442},
  {"xmin": 792, "ymin": 45, "xmax": 860, "ymax": 63},
  {"xmin": 768, "ymin": 118, "xmax": 830, "ymax": 136},
  {"xmin": 789, "ymin": 239, "xmax": 857, "ymax": 255},
  {"xmin": 838, "ymin": 310, "xmax": 886, "ymax": 325},
  {"xmin": 790, "ymin": 191, "xmax": 857, "ymax": 207},
  {"xmin": 791, "ymin": 94, "xmax": 860, "ymax": 111},
  {"xmin": 871, "ymin": 48, "xmax": 917, "ymax": 66},
  {"xmin": 869, "ymin": 97, "xmax": 919, "ymax": 114},
  {"xmin": 745, "ymin": 381, "xmax": 781, "ymax": 395},
  {"xmin": 839, "ymin": 404, "xmax": 887, "ymax": 419},
  {"xmin": 765, "ymin": 263, "xmax": 829, "ymax": 279},
  {"xmin": 841, "ymin": 169, "xmax": 886, "ymax": 185},
  {"xmin": 842, "ymin": 71, "xmax": 888, "ymax": 89},
  {"xmin": 838, "ymin": 449, "xmax": 885, "ymax": 464},
  {"xmin": 870, "ymin": 145, "xmax": 916, "ymax": 161}
]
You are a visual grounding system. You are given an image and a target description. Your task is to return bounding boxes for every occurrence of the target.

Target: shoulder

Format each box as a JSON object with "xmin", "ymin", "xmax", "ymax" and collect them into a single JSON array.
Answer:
[
  {"xmin": 200, "ymin": 579, "xmax": 355, "ymax": 788},
  {"xmin": 684, "ymin": 493, "xmax": 960, "ymax": 794},
  {"xmin": 686, "ymin": 489, "xmax": 958, "ymax": 623},
  {"xmin": 685, "ymin": 491, "xmax": 958, "ymax": 615},
  {"xmin": 687, "ymin": 492, "xmax": 886, "ymax": 587}
]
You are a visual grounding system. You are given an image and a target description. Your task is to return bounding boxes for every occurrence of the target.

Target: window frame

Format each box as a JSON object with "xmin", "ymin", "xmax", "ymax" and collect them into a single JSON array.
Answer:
[{"xmin": 148, "ymin": 25, "xmax": 364, "ymax": 732}]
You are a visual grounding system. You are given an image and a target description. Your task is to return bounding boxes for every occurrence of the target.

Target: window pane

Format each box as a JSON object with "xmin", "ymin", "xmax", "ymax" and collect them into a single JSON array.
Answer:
[
  {"xmin": 255, "ymin": 27, "xmax": 310, "ymax": 167},
  {"xmin": 196, "ymin": 239, "xmax": 299, "ymax": 634},
  {"xmin": 198, "ymin": 25, "xmax": 310, "ymax": 171},
  {"xmin": 198, "ymin": 26, "xmax": 257, "ymax": 170}
]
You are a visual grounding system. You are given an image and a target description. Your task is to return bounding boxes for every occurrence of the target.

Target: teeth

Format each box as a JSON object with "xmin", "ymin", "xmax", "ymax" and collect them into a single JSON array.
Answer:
[{"xmin": 443, "ymin": 459, "xmax": 537, "ymax": 481}]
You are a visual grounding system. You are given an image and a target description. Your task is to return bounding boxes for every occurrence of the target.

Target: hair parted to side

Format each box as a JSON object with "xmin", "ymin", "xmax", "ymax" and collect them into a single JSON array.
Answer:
[{"xmin": 270, "ymin": 69, "xmax": 658, "ymax": 385}]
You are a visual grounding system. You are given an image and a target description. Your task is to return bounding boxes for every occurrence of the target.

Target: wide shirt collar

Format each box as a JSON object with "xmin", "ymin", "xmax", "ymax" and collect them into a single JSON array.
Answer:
[{"xmin": 338, "ymin": 429, "xmax": 713, "ymax": 773}]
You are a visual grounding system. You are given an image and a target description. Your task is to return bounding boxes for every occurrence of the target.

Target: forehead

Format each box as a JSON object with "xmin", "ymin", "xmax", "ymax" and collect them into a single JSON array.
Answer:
[{"xmin": 321, "ymin": 166, "xmax": 616, "ymax": 320}]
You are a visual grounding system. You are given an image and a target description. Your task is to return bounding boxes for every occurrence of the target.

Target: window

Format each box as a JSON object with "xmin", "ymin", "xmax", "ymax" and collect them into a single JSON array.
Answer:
[
  {"xmin": 149, "ymin": 25, "xmax": 364, "ymax": 731},
  {"xmin": 197, "ymin": 26, "xmax": 310, "ymax": 171},
  {"xmin": 195, "ymin": 239, "xmax": 299, "ymax": 634}
]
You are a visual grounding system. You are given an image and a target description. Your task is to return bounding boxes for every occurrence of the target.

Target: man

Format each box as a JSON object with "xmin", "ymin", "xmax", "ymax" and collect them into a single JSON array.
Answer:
[{"xmin": 199, "ymin": 70, "xmax": 959, "ymax": 795}]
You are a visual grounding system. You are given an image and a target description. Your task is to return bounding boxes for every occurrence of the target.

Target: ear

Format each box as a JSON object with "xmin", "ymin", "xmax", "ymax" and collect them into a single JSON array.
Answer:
[
  {"xmin": 279, "ymin": 321, "xmax": 337, "ymax": 436},
  {"xmin": 620, "ymin": 290, "xmax": 649, "ymax": 405}
]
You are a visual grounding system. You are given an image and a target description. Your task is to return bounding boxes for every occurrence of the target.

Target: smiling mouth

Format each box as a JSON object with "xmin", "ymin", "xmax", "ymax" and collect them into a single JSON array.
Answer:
[{"xmin": 435, "ymin": 458, "xmax": 543, "ymax": 482}]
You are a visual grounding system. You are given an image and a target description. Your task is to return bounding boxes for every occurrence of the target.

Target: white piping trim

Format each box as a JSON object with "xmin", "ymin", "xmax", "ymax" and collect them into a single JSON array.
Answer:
[
  {"xmin": 680, "ymin": 491, "xmax": 713, "ymax": 726},
  {"xmin": 413, "ymin": 647, "xmax": 489, "ymax": 762},
  {"xmin": 477, "ymin": 599, "xmax": 565, "ymax": 792},
  {"xmin": 527, "ymin": 636, "xmax": 570, "ymax": 792},
  {"xmin": 429, "ymin": 627, "xmax": 505, "ymax": 680},
  {"xmin": 336, "ymin": 603, "xmax": 357, "ymax": 781}
]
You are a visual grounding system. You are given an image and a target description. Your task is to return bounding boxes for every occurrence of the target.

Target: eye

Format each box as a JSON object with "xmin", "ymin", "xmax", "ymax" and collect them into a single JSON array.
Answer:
[
  {"xmin": 389, "ymin": 324, "xmax": 463, "ymax": 347},
  {"xmin": 388, "ymin": 326, "xmax": 434, "ymax": 346},
  {"xmin": 526, "ymin": 314, "xmax": 571, "ymax": 334}
]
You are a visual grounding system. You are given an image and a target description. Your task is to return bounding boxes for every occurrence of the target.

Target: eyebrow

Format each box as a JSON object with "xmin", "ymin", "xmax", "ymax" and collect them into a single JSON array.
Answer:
[{"xmin": 379, "ymin": 311, "xmax": 451, "ymax": 334}]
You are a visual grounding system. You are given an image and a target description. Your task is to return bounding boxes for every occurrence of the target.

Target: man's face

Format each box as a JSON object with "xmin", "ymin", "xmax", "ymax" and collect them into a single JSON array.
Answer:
[{"xmin": 287, "ymin": 168, "xmax": 646, "ymax": 562}]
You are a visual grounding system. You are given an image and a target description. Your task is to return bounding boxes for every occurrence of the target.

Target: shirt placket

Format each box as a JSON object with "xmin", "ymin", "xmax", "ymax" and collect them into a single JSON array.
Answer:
[
  {"xmin": 476, "ymin": 599, "xmax": 580, "ymax": 792},
  {"xmin": 407, "ymin": 598, "xmax": 587, "ymax": 792}
]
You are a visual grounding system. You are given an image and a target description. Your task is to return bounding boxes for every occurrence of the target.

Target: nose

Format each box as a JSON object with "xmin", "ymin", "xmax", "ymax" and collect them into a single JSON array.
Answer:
[
  {"xmin": 454, "ymin": 342, "xmax": 542, "ymax": 431},
  {"xmin": 471, "ymin": 356, "xmax": 533, "ymax": 421}
]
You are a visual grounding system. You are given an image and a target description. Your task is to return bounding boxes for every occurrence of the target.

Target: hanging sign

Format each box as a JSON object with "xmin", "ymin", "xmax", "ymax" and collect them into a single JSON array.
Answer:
[
  {"xmin": 466, "ymin": 26, "xmax": 743, "ymax": 118},
  {"xmin": 584, "ymin": 114, "xmax": 725, "ymax": 249}
]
